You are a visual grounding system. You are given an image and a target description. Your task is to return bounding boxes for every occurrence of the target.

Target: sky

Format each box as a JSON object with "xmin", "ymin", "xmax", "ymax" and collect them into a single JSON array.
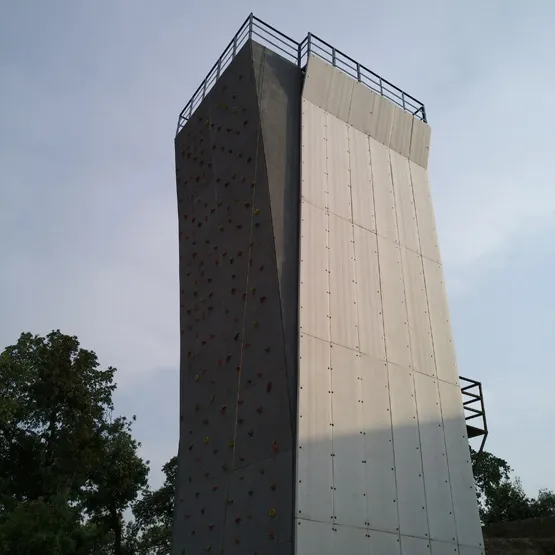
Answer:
[{"xmin": 1, "ymin": 0, "xmax": 554, "ymax": 495}]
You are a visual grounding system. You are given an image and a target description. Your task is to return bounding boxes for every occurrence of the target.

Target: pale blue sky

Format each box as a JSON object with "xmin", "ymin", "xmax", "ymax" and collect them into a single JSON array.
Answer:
[{"xmin": 1, "ymin": 1, "xmax": 554, "ymax": 493}]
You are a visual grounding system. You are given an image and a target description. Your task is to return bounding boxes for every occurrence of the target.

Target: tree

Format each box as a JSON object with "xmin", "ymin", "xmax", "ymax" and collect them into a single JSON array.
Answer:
[
  {"xmin": 0, "ymin": 330, "xmax": 149, "ymax": 555},
  {"xmin": 131, "ymin": 456, "xmax": 177, "ymax": 554},
  {"xmin": 472, "ymin": 449, "xmax": 555, "ymax": 525}
]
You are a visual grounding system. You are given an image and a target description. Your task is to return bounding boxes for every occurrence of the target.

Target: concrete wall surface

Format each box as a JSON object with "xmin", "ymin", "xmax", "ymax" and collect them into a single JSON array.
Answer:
[
  {"xmin": 172, "ymin": 41, "xmax": 300, "ymax": 555},
  {"xmin": 296, "ymin": 54, "xmax": 483, "ymax": 555}
]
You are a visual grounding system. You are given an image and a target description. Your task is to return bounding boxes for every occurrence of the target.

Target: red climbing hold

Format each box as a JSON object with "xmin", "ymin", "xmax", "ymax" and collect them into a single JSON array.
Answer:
[{"xmin": 272, "ymin": 441, "xmax": 279, "ymax": 453}]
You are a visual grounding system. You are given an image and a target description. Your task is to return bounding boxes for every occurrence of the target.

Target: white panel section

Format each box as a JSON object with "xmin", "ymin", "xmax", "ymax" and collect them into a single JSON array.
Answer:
[
  {"xmin": 348, "ymin": 82, "xmax": 376, "ymax": 134},
  {"xmin": 431, "ymin": 540, "xmax": 459, "ymax": 555},
  {"xmin": 329, "ymin": 214, "xmax": 358, "ymax": 350},
  {"xmin": 296, "ymin": 519, "xmax": 334, "ymax": 555},
  {"xmin": 378, "ymin": 237, "xmax": 411, "ymax": 369},
  {"xmin": 370, "ymin": 138, "xmax": 398, "ymax": 243},
  {"xmin": 333, "ymin": 524, "xmax": 369, "ymax": 554},
  {"xmin": 300, "ymin": 201, "xmax": 329, "ymax": 341},
  {"xmin": 327, "ymin": 67, "xmax": 355, "ymax": 122},
  {"xmin": 360, "ymin": 354, "xmax": 398, "ymax": 534},
  {"xmin": 301, "ymin": 100, "xmax": 328, "ymax": 210},
  {"xmin": 439, "ymin": 381, "xmax": 483, "ymax": 549},
  {"xmin": 368, "ymin": 94, "xmax": 395, "ymax": 146},
  {"xmin": 414, "ymin": 373, "xmax": 457, "ymax": 543},
  {"xmin": 410, "ymin": 118, "xmax": 431, "ymax": 169},
  {"xmin": 410, "ymin": 161, "xmax": 441, "ymax": 263},
  {"xmin": 389, "ymin": 366, "xmax": 428, "ymax": 539},
  {"xmin": 400, "ymin": 536, "xmax": 431, "ymax": 555},
  {"xmin": 331, "ymin": 345, "xmax": 365, "ymax": 527},
  {"xmin": 390, "ymin": 106, "xmax": 413, "ymax": 158},
  {"xmin": 297, "ymin": 335, "xmax": 333, "ymax": 522},
  {"xmin": 326, "ymin": 114, "xmax": 352, "ymax": 220},
  {"xmin": 349, "ymin": 126, "xmax": 375, "ymax": 232},
  {"xmin": 422, "ymin": 258, "xmax": 458, "ymax": 384},
  {"xmin": 401, "ymin": 247, "xmax": 435, "ymax": 376},
  {"xmin": 303, "ymin": 54, "xmax": 333, "ymax": 109},
  {"xmin": 354, "ymin": 226, "xmax": 385, "ymax": 360},
  {"xmin": 390, "ymin": 150, "xmax": 420, "ymax": 254},
  {"xmin": 369, "ymin": 530, "xmax": 401, "ymax": 555},
  {"xmin": 458, "ymin": 546, "xmax": 484, "ymax": 555}
]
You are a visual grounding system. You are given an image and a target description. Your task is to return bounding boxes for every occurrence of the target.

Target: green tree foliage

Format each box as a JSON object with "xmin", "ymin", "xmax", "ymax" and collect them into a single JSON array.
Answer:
[
  {"xmin": 0, "ymin": 331, "xmax": 149, "ymax": 555},
  {"xmin": 131, "ymin": 456, "xmax": 177, "ymax": 554},
  {"xmin": 472, "ymin": 449, "xmax": 555, "ymax": 525}
]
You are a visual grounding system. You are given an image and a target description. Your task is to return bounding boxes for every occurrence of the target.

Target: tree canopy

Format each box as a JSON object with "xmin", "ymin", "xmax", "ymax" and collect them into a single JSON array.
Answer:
[{"xmin": 1, "ymin": 330, "xmax": 554, "ymax": 553}]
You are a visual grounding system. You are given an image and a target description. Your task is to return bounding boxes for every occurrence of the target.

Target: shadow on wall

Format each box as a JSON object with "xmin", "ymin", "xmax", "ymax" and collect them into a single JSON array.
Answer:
[{"xmin": 172, "ymin": 413, "xmax": 484, "ymax": 555}]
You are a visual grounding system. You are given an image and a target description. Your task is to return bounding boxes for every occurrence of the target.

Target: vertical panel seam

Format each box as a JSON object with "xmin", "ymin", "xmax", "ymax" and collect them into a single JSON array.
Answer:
[
  {"xmin": 370, "ymin": 134, "xmax": 401, "ymax": 538},
  {"xmin": 324, "ymin": 112, "xmax": 336, "ymax": 525}
]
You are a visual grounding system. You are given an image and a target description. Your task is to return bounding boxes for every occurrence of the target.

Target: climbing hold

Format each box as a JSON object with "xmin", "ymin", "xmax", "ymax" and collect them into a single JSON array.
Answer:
[
  {"xmin": 264, "ymin": 346, "xmax": 271, "ymax": 353},
  {"xmin": 203, "ymin": 436, "xmax": 210, "ymax": 444},
  {"xmin": 253, "ymin": 208, "xmax": 260, "ymax": 215},
  {"xmin": 266, "ymin": 381, "xmax": 272, "ymax": 393},
  {"xmin": 253, "ymin": 320, "xmax": 259, "ymax": 328},
  {"xmin": 227, "ymin": 440, "xmax": 235, "ymax": 448},
  {"xmin": 272, "ymin": 441, "xmax": 279, "ymax": 453},
  {"xmin": 260, "ymin": 296, "xmax": 266, "ymax": 303},
  {"xmin": 269, "ymin": 508, "xmax": 277, "ymax": 518},
  {"xmin": 250, "ymin": 286, "xmax": 256, "ymax": 294},
  {"xmin": 194, "ymin": 374, "xmax": 200, "ymax": 382}
]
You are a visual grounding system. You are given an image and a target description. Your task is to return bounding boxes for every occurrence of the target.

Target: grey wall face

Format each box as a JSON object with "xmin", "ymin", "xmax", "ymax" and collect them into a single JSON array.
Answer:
[{"xmin": 172, "ymin": 42, "xmax": 301, "ymax": 555}]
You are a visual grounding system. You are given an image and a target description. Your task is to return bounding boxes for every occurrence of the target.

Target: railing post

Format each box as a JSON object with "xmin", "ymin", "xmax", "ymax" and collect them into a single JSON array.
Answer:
[
  {"xmin": 307, "ymin": 33, "xmax": 312, "ymax": 58},
  {"xmin": 356, "ymin": 63, "xmax": 361, "ymax": 82},
  {"xmin": 401, "ymin": 92, "xmax": 406, "ymax": 110},
  {"xmin": 248, "ymin": 13, "xmax": 253, "ymax": 40},
  {"xmin": 202, "ymin": 80, "xmax": 207, "ymax": 100},
  {"xmin": 216, "ymin": 58, "xmax": 221, "ymax": 80},
  {"xmin": 379, "ymin": 77, "xmax": 383, "ymax": 96},
  {"xmin": 331, "ymin": 47, "xmax": 336, "ymax": 67},
  {"xmin": 232, "ymin": 34, "xmax": 237, "ymax": 57},
  {"xmin": 422, "ymin": 105, "xmax": 427, "ymax": 123}
]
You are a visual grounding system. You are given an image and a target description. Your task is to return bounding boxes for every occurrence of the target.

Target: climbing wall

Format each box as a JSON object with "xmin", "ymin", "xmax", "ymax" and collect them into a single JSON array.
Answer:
[
  {"xmin": 296, "ymin": 54, "xmax": 484, "ymax": 555},
  {"xmin": 172, "ymin": 42, "xmax": 301, "ymax": 555}
]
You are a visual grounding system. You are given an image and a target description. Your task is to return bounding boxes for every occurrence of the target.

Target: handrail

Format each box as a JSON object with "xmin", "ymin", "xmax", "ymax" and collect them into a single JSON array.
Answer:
[{"xmin": 176, "ymin": 14, "xmax": 427, "ymax": 135}]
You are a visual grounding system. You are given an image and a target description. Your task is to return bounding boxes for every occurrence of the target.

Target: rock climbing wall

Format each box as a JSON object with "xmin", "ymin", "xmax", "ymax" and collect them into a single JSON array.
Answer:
[
  {"xmin": 296, "ymin": 54, "xmax": 484, "ymax": 555},
  {"xmin": 172, "ymin": 42, "xmax": 301, "ymax": 555}
]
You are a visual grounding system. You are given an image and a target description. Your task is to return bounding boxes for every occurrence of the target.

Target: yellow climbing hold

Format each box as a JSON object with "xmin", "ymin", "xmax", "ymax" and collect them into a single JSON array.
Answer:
[
  {"xmin": 203, "ymin": 436, "xmax": 210, "ymax": 444},
  {"xmin": 227, "ymin": 439, "xmax": 235, "ymax": 448},
  {"xmin": 253, "ymin": 208, "xmax": 260, "ymax": 215},
  {"xmin": 253, "ymin": 320, "xmax": 259, "ymax": 328},
  {"xmin": 205, "ymin": 545, "xmax": 211, "ymax": 552},
  {"xmin": 194, "ymin": 374, "xmax": 200, "ymax": 382},
  {"xmin": 269, "ymin": 508, "xmax": 277, "ymax": 518}
]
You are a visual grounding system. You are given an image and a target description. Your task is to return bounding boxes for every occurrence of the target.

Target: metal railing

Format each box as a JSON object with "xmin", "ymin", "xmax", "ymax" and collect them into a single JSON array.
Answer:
[
  {"xmin": 460, "ymin": 376, "xmax": 488, "ymax": 455},
  {"xmin": 176, "ymin": 14, "xmax": 427, "ymax": 135}
]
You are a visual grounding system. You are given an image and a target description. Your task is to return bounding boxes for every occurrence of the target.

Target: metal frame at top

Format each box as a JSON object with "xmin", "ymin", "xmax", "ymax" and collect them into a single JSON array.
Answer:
[{"xmin": 176, "ymin": 13, "xmax": 427, "ymax": 135}]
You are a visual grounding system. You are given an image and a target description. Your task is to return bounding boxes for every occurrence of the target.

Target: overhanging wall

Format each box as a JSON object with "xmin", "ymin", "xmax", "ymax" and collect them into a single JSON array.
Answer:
[
  {"xmin": 172, "ymin": 41, "xmax": 301, "ymax": 555},
  {"xmin": 296, "ymin": 54, "xmax": 483, "ymax": 555}
]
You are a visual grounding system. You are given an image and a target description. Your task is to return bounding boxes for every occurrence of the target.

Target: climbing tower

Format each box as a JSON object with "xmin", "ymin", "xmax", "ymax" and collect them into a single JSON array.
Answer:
[{"xmin": 172, "ymin": 14, "xmax": 485, "ymax": 555}]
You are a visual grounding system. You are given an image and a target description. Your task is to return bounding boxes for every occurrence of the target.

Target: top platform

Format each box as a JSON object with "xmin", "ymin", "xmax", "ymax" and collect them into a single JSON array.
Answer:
[{"xmin": 176, "ymin": 14, "xmax": 427, "ymax": 136}]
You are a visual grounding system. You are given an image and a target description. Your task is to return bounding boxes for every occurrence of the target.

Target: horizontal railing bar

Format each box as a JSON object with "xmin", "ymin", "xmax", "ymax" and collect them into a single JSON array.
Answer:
[
  {"xmin": 251, "ymin": 31, "xmax": 298, "ymax": 60},
  {"xmin": 177, "ymin": 14, "xmax": 427, "ymax": 133},
  {"xmin": 251, "ymin": 15, "xmax": 298, "ymax": 46}
]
